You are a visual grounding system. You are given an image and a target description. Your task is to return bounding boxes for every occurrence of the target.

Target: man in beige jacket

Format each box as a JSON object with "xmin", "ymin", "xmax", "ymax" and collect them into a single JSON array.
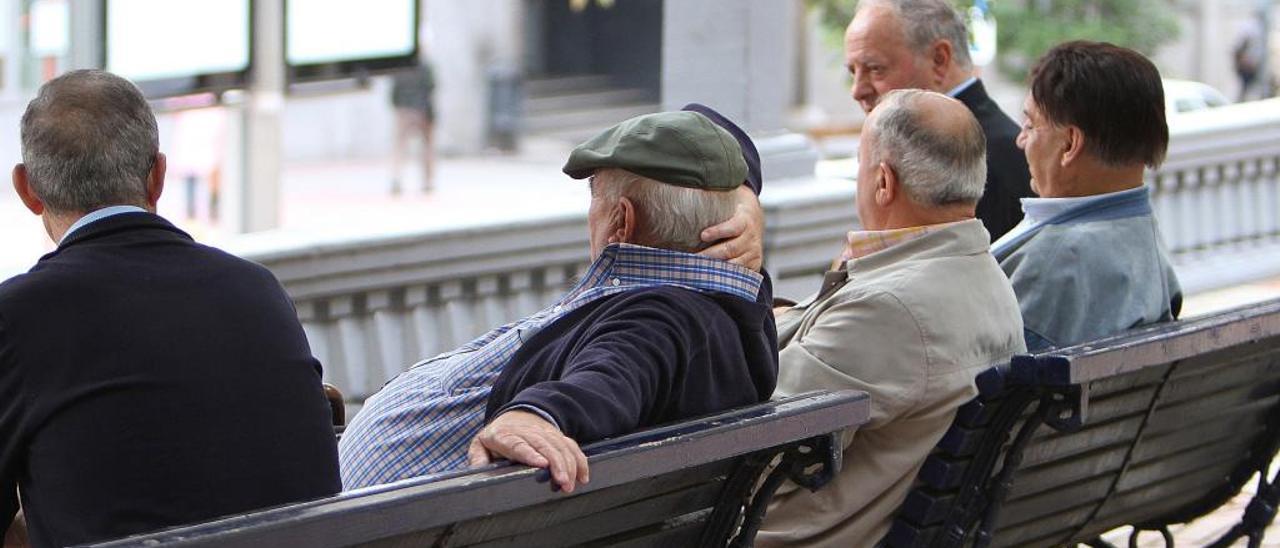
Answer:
[{"xmin": 756, "ymin": 90, "xmax": 1026, "ymax": 546}]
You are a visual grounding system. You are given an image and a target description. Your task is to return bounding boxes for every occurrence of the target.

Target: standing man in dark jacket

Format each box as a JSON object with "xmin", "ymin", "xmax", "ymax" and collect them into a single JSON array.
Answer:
[
  {"xmin": 340, "ymin": 111, "xmax": 778, "ymax": 493},
  {"xmin": 844, "ymin": 0, "xmax": 1032, "ymax": 241},
  {"xmin": 1, "ymin": 70, "xmax": 340, "ymax": 547}
]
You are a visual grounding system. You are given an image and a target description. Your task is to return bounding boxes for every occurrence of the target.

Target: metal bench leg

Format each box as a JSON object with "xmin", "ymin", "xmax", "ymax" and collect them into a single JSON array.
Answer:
[
  {"xmin": 973, "ymin": 399, "xmax": 1052, "ymax": 548},
  {"xmin": 728, "ymin": 433, "xmax": 840, "ymax": 548},
  {"xmin": 1128, "ymin": 526, "xmax": 1174, "ymax": 548},
  {"xmin": 1207, "ymin": 464, "xmax": 1280, "ymax": 548}
]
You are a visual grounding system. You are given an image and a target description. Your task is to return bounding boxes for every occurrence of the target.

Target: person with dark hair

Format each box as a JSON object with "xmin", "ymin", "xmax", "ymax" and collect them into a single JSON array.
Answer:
[
  {"xmin": 994, "ymin": 41, "xmax": 1182, "ymax": 351},
  {"xmin": 1, "ymin": 70, "xmax": 341, "ymax": 546}
]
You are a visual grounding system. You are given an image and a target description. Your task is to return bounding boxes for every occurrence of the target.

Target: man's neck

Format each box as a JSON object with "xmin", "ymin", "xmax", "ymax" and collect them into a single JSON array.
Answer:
[
  {"xmin": 44, "ymin": 212, "xmax": 80, "ymax": 243},
  {"xmin": 1053, "ymin": 162, "xmax": 1147, "ymax": 198},
  {"xmin": 875, "ymin": 203, "xmax": 976, "ymax": 231},
  {"xmin": 938, "ymin": 66, "xmax": 976, "ymax": 95}
]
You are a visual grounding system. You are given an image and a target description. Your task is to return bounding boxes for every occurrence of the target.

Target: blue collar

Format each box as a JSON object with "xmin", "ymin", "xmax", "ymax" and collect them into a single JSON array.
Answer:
[
  {"xmin": 60, "ymin": 205, "xmax": 148, "ymax": 244},
  {"xmin": 993, "ymin": 186, "xmax": 1153, "ymax": 257}
]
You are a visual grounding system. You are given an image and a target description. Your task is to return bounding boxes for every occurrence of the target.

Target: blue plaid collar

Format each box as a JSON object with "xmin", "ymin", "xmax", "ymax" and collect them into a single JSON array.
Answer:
[{"xmin": 566, "ymin": 243, "xmax": 763, "ymax": 303}]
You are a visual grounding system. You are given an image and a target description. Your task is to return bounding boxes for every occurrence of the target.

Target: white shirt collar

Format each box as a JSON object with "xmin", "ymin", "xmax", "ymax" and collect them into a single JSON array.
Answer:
[
  {"xmin": 60, "ymin": 205, "xmax": 148, "ymax": 244},
  {"xmin": 1019, "ymin": 186, "xmax": 1148, "ymax": 224},
  {"xmin": 946, "ymin": 77, "xmax": 979, "ymax": 98}
]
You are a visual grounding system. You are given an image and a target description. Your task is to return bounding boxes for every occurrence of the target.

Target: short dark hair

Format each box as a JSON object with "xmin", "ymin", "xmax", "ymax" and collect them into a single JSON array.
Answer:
[
  {"xmin": 1029, "ymin": 41, "xmax": 1168, "ymax": 168},
  {"xmin": 20, "ymin": 70, "xmax": 158, "ymax": 213}
]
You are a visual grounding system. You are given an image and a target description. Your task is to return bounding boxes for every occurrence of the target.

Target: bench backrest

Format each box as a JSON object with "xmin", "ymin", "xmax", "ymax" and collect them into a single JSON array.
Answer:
[
  {"xmin": 887, "ymin": 298, "xmax": 1280, "ymax": 547},
  {"xmin": 88, "ymin": 390, "xmax": 870, "ymax": 548}
]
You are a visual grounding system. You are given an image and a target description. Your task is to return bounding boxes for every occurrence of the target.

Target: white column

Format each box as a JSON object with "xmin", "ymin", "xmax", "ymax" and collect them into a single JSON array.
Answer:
[
  {"xmin": 67, "ymin": 0, "xmax": 101, "ymax": 71},
  {"xmin": 1195, "ymin": 0, "xmax": 1222, "ymax": 85},
  {"xmin": 238, "ymin": 0, "xmax": 284, "ymax": 232},
  {"xmin": 0, "ymin": 0, "xmax": 21, "ymax": 100}
]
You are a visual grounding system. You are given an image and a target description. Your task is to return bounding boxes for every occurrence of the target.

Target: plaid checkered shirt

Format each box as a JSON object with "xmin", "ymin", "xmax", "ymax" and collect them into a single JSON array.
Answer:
[{"xmin": 338, "ymin": 243, "xmax": 763, "ymax": 490}]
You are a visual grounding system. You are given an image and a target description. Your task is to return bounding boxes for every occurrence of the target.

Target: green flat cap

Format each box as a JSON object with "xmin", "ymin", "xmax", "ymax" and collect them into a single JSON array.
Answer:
[{"xmin": 563, "ymin": 111, "xmax": 746, "ymax": 191}]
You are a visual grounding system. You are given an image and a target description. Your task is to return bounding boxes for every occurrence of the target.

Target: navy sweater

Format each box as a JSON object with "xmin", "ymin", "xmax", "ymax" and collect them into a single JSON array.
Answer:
[
  {"xmin": 485, "ymin": 283, "xmax": 778, "ymax": 443},
  {"xmin": 0, "ymin": 213, "xmax": 340, "ymax": 546}
]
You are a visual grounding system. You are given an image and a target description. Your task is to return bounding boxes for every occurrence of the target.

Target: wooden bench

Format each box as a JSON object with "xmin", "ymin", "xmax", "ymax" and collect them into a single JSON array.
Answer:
[
  {"xmin": 886, "ymin": 298, "xmax": 1280, "ymax": 547},
  {"xmin": 87, "ymin": 390, "xmax": 870, "ymax": 548}
]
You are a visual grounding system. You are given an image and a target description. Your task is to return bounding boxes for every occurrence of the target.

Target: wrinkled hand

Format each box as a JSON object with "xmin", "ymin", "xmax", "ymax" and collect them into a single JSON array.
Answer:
[
  {"xmin": 467, "ymin": 410, "xmax": 590, "ymax": 493},
  {"xmin": 700, "ymin": 186, "xmax": 765, "ymax": 271}
]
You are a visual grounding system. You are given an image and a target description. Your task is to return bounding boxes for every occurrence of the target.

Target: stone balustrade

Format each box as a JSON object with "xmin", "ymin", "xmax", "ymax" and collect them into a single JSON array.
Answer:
[{"xmin": 151, "ymin": 100, "xmax": 1280, "ymax": 400}]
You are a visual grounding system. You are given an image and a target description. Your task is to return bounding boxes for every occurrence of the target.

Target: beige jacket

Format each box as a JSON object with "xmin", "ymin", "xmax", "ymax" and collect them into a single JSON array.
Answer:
[{"xmin": 756, "ymin": 219, "xmax": 1025, "ymax": 547}]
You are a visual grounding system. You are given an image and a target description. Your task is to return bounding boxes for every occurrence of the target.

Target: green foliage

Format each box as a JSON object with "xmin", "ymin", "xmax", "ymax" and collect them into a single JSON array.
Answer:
[
  {"xmin": 803, "ymin": 0, "xmax": 1180, "ymax": 82},
  {"xmin": 992, "ymin": 0, "xmax": 1181, "ymax": 81}
]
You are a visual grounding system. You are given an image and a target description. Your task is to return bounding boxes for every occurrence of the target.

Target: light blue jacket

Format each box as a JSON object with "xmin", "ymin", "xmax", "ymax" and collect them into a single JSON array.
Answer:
[{"xmin": 994, "ymin": 187, "xmax": 1182, "ymax": 351}]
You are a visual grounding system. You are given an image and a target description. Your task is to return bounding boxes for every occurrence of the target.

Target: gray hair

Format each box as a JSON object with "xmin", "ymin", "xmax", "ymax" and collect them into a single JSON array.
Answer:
[
  {"xmin": 20, "ymin": 69, "xmax": 158, "ymax": 213},
  {"xmin": 869, "ymin": 89, "xmax": 986, "ymax": 206},
  {"xmin": 594, "ymin": 168, "xmax": 738, "ymax": 253},
  {"xmin": 859, "ymin": 0, "xmax": 973, "ymax": 70}
]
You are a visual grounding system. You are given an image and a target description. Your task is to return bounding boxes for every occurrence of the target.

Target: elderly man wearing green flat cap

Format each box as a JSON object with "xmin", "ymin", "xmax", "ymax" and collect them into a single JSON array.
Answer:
[{"xmin": 338, "ymin": 111, "xmax": 778, "ymax": 493}]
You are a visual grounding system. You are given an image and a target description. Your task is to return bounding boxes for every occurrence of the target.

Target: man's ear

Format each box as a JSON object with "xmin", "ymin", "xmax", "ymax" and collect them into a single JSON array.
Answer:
[
  {"xmin": 930, "ymin": 40, "xmax": 954, "ymax": 84},
  {"xmin": 1061, "ymin": 126, "xmax": 1085, "ymax": 167},
  {"xmin": 609, "ymin": 196, "xmax": 637, "ymax": 245},
  {"xmin": 144, "ymin": 152, "xmax": 167, "ymax": 210},
  {"xmin": 876, "ymin": 161, "xmax": 898, "ymax": 207},
  {"xmin": 12, "ymin": 164, "xmax": 45, "ymax": 216}
]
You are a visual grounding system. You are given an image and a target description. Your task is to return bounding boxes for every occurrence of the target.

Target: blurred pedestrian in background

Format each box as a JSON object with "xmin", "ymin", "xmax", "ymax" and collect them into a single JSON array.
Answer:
[
  {"xmin": 389, "ymin": 58, "xmax": 436, "ymax": 194},
  {"xmin": 1233, "ymin": 8, "xmax": 1268, "ymax": 102}
]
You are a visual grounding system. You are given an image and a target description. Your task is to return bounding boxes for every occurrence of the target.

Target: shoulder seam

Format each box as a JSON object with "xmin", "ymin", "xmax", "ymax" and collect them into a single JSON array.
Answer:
[{"xmin": 868, "ymin": 289, "xmax": 930, "ymax": 407}]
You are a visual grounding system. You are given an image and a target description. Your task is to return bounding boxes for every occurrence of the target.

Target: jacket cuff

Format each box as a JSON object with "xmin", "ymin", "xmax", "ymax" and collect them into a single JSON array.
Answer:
[{"xmin": 499, "ymin": 404, "xmax": 562, "ymax": 431}]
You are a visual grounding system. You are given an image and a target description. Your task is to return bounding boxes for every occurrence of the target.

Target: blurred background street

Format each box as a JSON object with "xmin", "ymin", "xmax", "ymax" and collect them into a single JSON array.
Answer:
[{"xmin": 2, "ymin": 1, "xmax": 1280, "ymax": 544}]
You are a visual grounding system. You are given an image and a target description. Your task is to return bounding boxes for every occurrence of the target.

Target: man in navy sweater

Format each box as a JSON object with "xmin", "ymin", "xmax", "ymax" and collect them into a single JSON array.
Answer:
[
  {"xmin": 0, "ymin": 70, "xmax": 340, "ymax": 546},
  {"xmin": 339, "ymin": 111, "xmax": 778, "ymax": 492}
]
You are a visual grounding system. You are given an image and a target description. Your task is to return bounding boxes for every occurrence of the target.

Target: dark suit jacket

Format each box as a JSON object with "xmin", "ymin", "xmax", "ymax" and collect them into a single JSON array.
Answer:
[
  {"xmin": 0, "ymin": 212, "xmax": 340, "ymax": 547},
  {"xmin": 955, "ymin": 79, "xmax": 1035, "ymax": 241}
]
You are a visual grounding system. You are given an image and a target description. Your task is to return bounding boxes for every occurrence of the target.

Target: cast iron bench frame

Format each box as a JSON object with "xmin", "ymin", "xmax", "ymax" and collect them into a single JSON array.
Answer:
[{"xmin": 886, "ymin": 298, "xmax": 1280, "ymax": 548}]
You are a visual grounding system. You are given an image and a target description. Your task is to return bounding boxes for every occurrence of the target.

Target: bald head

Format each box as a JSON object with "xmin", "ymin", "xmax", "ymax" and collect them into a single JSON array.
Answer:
[{"xmin": 863, "ymin": 89, "xmax": 987, "ymax": 208}]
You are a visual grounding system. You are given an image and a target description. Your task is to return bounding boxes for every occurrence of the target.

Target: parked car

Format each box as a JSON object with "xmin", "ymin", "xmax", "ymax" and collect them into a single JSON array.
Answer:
[{"xmin": 1163, "ymin": 78, "xmax": 1231, "ymax": 116}]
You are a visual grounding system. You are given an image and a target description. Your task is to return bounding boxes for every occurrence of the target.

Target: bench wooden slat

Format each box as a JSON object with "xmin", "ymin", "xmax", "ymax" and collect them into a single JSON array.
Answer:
[
  {"xmin": 1006, "ymin": 408, "xmax": 1262, "ymax": 502},
  {"xmin": 438, "ymin": 461, "xmax": 733, "ymax": 547},
  {"xmin": 1075, "ymin": 464, "xmax": 1239, "ymax": 541},
  {"xmin": 997, "ymin": 434, "xmax": 1255, "ymax": 533},
  {"xmin": 1144, "ymin": 391, "xmax": 1279, "ymax": 437},
  {"xmin": 1019, "ymin": 415, "xmax": 1143, "ymax": 468},
  {"xmin": 89, "ymin": 390, "xmax": 870, "ymax": 548},
  {"xmin": 1029, "ymin": 299, "xmax": 1280, "ymax": 386},
  {"xmin": 590, "ymin": 509, "xmax": 710, "ymax": 548}
]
